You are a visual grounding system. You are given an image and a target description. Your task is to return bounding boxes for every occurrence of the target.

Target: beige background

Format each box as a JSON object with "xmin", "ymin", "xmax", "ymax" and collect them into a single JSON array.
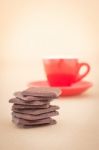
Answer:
[
  {"xmin": 0, "ymin": 0, "xmax": 99, "ymax": 150},
  {"xmin": 0, "ymin": 0, "xmax": 99, "ymax": 90}
]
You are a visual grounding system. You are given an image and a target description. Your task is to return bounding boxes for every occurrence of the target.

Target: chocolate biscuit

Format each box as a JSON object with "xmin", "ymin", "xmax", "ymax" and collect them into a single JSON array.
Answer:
[
  {"xmin": 13, "ymin": 119, "xmax": 56, "ymax": 128},
  {"xmin": 12, "ymin": 104, "xmax": 50, "ymax": 109},
  {"xmin": 22, "ymin": 87, "xmax": 61, "ymax": 98},
  {"xmin": 12, "ymin": 116, "xmax": 56, "ymax": 125},
  {"xmin": 9, "ymin": 87, "xmax": 60, "ymax": 128},
  {"xmin": 12, "ymin": 111, "xmax": 59, "ymax": 120},
  {"xmin": 14, "ymin": 91, "xmax": 53, "ymax": 101},
  {"xmin": 9, "ymin": 98, "xmax": 49, "ymax": 106},
  {"xmin": 12, "ymin": 105, "xmax": 59, "ymax": 115}
]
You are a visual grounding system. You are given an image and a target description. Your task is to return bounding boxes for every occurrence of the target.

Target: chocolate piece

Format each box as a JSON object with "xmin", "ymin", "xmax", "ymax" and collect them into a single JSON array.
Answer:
[
  {"xmin": 14, "ymin": 92, "xmax": 53, "ymax": 101},
  {"xmin": 9, "ymin": 98, "xmax": 49, "ymax": 106},
  {"xmin": 9, "ymin": 87, "xmax": 60, "ymax": 128},
  {"xmin": 12, "ymin": 116, "xmax": 56, "ymax": 125},
  {"xmin": 13, "ymin": 119, "xmax": 56, "ymax": 128},
  {"xmin": 22, "ymin": 87, "xmax": 61, "ymax": 98},
  {"xmin": 12, "ymin": 111, "xmax": 59, "ymax": 120},
  {"xmin": 12, "ymin": 104, "xmax": 50, "ymax": 109},
  {"xmin": 12, "ymin": 105, "xmax": 59, "ymax": 115}
]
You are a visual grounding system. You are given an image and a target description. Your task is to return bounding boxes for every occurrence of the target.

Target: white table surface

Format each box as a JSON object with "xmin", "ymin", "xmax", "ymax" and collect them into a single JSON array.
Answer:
[{"xmin": 0, "ymin": 65, "xmax": 99, "ymax": 150}]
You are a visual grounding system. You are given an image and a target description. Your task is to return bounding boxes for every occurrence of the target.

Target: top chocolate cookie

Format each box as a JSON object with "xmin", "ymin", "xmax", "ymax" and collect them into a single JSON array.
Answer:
[{"xmin": 22, "ymin": 87, "xmax": 61, "ymax": 98}]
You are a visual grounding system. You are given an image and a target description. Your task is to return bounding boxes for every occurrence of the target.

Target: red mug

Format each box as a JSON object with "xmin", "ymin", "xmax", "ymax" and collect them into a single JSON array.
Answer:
[{"xmin": 43, "ymin": 58, "xmax": 90, "ymax": 86}]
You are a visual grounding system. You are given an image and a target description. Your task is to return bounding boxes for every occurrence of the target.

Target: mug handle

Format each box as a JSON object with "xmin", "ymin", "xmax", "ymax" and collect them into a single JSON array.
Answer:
[{"xmin": 76, "ymin": 63, "xmax": 90, "ymax": 82}]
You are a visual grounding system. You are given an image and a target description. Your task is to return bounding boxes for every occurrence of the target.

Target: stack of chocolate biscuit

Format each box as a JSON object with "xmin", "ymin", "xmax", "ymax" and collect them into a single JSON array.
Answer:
[{"xmin": 9, "ymin": 87, "xmax": 61, "ymax": 128}]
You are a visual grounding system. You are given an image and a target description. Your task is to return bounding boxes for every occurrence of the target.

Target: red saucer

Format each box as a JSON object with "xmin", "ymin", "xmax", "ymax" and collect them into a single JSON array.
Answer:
[{"xmin": 28, "ymin": 81, "xmax": 93, "ymax": 96}]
